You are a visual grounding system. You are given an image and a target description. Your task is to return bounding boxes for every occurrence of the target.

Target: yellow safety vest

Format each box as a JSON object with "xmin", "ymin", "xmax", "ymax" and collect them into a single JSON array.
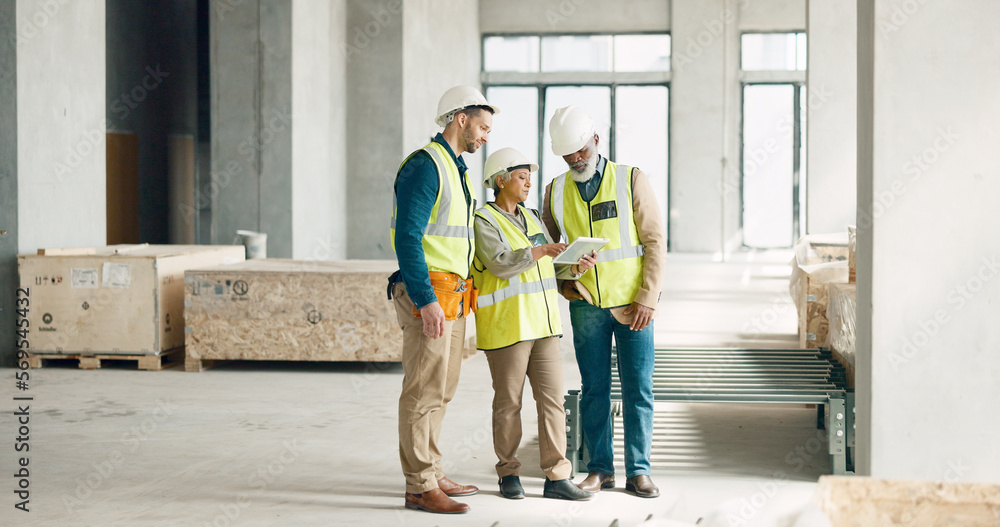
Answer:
[
  {"xmin": 549, "ymin": 161, "xmax": 644, "ymax": 308},
  {"xmin": 472, "ymin": 204, "xmax": 562, "ymax": 351},
  {"xmin": 390, "ymin": 142, "xmax": 476, "ymax": 277}
]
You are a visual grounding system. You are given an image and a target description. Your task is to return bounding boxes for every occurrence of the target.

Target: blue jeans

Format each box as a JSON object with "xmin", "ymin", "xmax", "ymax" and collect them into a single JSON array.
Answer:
[{"xmin": 569, "ymin": 300, "xmax": 655, "ymax": 478}]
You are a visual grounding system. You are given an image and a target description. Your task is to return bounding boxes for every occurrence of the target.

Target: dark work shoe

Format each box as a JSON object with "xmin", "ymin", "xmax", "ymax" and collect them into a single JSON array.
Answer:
[
  {"xmin": 625, "ymin": 475, "xmax": 660, "ymax": 498},
  {"xmin": 499, "ymin": 475, "xmax": 524, "ymax": 499},
  {"xmin": 544, "ymin": 478, "xmax": 593, "ymax": 501},
  {"xmin": 577, "ymin": 471, "xmax": 615, "ymax": 492}
]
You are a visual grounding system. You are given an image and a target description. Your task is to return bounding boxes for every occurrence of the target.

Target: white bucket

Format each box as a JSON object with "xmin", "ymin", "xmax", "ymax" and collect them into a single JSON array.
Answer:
[{"xmin": 234, "ymin": 230, "xmax": 267, "ymax": 259}]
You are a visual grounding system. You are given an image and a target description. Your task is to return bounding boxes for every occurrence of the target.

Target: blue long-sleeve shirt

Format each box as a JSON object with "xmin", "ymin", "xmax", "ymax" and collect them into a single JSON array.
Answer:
[{"xmin": 392, "ymin": 133, "xmax": 471, "ymax": 309}]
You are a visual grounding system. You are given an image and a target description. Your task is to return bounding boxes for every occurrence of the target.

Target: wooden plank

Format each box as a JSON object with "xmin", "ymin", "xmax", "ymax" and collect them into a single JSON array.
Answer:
[
  {"xmin": 27, "ymin": 348, "xmax": 184, "ymax": 371},
  {"xmin": 36, "ymin": 247, "xmax": 97, "ymax": 256}
]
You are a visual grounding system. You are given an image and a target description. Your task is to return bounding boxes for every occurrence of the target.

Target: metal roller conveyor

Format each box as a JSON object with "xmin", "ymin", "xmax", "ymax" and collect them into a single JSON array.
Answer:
[{"xmin": 564, "ymin": 347, "xmax": 854, "ymax": 475}]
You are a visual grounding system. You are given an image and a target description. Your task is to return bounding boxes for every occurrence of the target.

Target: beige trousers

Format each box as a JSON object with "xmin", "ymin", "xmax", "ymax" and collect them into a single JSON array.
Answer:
[
  {"xmin": 393, "ymin": 282, "xmax": 467, "ymax": 494},
  {"xmin": 484, "ymin": 336, "xmax": 573, "ymax": 481}
]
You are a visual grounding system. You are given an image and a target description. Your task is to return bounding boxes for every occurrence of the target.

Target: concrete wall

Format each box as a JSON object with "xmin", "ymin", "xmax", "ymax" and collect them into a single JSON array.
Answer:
[
  {"xmin": 480, "ymin": 0, "xmax": 669, "ymax": 33},
  {"xmin": 805, "ymin": 0, "xmax": 856, "ymax": 234},
  {"xmin": 740, "ymin": 0, "xmax": 805, "ymax": 31},
  {"xmin": 17, "ymin": 0, "xmax": 106, "ymax": 253},
  {"xmin": 1, "ymin": 0, "xmax": 17, "ymax": 366},
  {"xmin": 856, "ymin": 0, "xmax": 1000, "ymax": 483}
]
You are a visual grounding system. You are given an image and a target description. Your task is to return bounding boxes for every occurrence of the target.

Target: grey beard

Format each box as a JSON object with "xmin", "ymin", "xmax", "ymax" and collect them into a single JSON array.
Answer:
[{"xmin": 569, "ymin": 154, "xmax": 598, "ymax": 183}]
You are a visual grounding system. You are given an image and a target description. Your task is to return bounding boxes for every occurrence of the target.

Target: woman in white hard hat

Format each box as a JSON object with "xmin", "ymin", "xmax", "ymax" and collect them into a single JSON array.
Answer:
[{"xmin": 472, "ymin": 147, "xmax": 597, "ymax": 501}]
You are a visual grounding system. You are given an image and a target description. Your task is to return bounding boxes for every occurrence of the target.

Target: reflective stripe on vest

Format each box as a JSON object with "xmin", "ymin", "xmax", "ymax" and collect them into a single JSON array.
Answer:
[
  {"xmin": 472, "ymin": 204, "xmax": 562, "ymax": 350},
  {"xmin": 550, "ymin": 161, "xmax": 644, "ymax": 308},
  {"xmin": 390, "ymin": 142, "xmax": 475, "ymax": 277}
]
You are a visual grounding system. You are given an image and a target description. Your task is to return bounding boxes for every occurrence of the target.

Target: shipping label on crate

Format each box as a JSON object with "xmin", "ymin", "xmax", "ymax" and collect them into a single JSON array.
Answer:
[
  {"xmin": 102, "ymin": 263, "xmax": 132, "ymax": 289},
  {"xmin": 71, "ymin": 268, "xmax": 98, "ymax": 288},
  {"xmin": 190, "ymin": 277, "xmax": 251, "ymax": 301}
]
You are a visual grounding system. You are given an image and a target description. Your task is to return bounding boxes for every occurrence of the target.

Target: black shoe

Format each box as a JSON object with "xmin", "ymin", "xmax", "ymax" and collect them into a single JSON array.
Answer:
[
  {"xmin": 499, "ymin": 475, "xmax": 524, "ymax": 499},
  {"xmin": 543, "ymin": 478, "xmax": 593, "ymax": 501}
]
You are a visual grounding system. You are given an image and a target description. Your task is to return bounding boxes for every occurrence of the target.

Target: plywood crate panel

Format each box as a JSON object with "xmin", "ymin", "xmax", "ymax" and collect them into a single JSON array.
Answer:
[
  {"xmin": 18, "ymin": 244, "xmax": 246, "ymax": 355},
  {"xmin": 817, "ymin": 476, "xmax": 1000, "ymax": 527},
  {"xmin": 826, "ymin": 282, "xmax": 857, "ymax": 387},
  {"xmin": 184, "ymin": 259, "xmax": 402, "ymax": 366},
  {"xmin": 791, "ymin": 233, "xmax": 850, "ymax": 349}
]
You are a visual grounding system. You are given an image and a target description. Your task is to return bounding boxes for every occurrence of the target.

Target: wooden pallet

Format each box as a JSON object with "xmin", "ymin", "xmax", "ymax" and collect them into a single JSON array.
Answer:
[{"xmin": 26, "ymin": 348, "xmax": 184, "ymax": 371}]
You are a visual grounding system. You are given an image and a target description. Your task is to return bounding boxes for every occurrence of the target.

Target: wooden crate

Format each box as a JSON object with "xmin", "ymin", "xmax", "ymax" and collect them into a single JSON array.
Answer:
[
  {"xmin": 18, "ymin": 244, "xmax": 245, "ymax": 355},
  {"xmin": 184, "ymin": 259, "xmax": 403, "ymax": 370},
  {"xmin": 817, "ymin": 476, "xmax": 1000, "ymax": 527},
  {"xmin": 791, "ymin": 234, "xmax": 850, "ymax": 349},
  {"xmin": 827, "ymin": 282, "xmax": 857, "ymax": 388}
]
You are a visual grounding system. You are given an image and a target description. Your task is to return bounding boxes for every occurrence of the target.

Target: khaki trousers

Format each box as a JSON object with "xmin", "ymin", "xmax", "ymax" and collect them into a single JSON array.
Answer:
[
  {"xmin": 393, "ymin": 282, "xmax": 467, "ymax": 494},
  {"xmin": 484, "ymin": 336, "xmax": 573, "ymax": 481}
]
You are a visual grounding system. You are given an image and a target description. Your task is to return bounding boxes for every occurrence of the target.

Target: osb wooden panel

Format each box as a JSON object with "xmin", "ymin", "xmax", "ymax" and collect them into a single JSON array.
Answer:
[
  {"xmin": 827, "ymin": 283, "xmax": 857, "ymax": 388},
  {"xmin": 185, "ymin": 259, "xmax": 402, "ymax": 362},
  {"xmin": 817, "ymin": 476, "xmax": 1000, "ymax": 527}
]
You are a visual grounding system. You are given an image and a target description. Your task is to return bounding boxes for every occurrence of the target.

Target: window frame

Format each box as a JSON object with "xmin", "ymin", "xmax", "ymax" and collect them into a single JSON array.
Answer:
[{"xmin": 481, "ymin": 32, "xmax": 672, "ymax": 249}]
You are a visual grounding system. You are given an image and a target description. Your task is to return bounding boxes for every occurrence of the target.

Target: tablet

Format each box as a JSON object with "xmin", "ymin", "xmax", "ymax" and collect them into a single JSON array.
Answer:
[{"xmin": 552, "ymin": 237, "xmax": 609, "ymax": 264}]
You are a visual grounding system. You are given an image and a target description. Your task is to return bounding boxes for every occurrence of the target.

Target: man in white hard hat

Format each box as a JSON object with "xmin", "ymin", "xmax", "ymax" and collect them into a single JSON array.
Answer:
[
  {"xmin": 542, "ymin": 105, "xmax": 666, "ymax": 498},
  {"xmin": 389, "ymin": 85, "xmax": 498, "ymax": 514}
]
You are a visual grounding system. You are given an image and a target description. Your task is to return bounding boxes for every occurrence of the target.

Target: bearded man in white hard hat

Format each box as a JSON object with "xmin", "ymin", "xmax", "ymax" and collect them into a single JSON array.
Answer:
[
  {"xmin": 388, "ymin": 85, "xmax": 498, "ymax": 514},
  {"xmin": 541, "ymin": 105, "xmax": 666, "ymax": 498}
]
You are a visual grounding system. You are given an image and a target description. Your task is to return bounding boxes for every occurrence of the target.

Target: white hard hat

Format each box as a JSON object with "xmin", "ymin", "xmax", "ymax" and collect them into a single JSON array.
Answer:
[
  {"xmin": 435, "ymin": 85, "xmax": 500, "ymax": 127},
  {"xmin": 483, "ymin": 147, "xmax": 538, "ymax": 189},
  {"xmin": 549, "ymin": 105, "xmax": 596, "ymax": 156}
]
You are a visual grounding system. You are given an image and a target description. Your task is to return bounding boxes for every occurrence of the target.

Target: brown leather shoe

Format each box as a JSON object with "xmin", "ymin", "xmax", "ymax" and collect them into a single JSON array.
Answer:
[
  {"xmin": 404, "ymin": 488, "xmax": 470, "ymax": 514},
  {"xmin": 577, "ymin": 471, "xmax": 615, "ymax": 492},
  {"xmin": 437, "ymin": 476, "xmax": 479, "ymax": 497},
  {"xmin": 625, "ymin": 475, "xmax": 660, "ymax": 498}
]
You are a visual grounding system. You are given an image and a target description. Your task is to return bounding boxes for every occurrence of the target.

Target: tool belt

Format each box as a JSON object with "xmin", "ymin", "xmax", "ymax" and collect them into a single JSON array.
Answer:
[{"xmin": 413, "ymin": 271, "xmax": 477, "ymax": 321}]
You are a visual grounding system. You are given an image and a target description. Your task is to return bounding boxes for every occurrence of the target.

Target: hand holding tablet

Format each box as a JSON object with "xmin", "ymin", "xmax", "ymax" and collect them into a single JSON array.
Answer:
[{"xmin": 552, "ymin": 237, "xmax": 609, "ymax": 264}]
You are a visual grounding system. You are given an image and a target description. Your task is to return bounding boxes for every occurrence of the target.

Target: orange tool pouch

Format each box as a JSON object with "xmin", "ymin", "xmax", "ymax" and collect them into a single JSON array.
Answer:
[{"xmin": 412, "ymin": 272, "xmax": 478, "ymax": 321}]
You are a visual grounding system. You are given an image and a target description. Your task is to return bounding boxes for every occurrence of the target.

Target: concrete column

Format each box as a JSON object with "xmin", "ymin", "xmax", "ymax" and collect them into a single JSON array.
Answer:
[
  {"xmin": 16, "ymin": 0, "xmax": 107, "ymax": 252},
  {"xmin": 345, "ymin": 0, "xmax": 480, "ymax": 259},
  {"xmin": 670, "ymin": 0, "xmax": 732, "ymax": 253},
  {"xmin": 290, "ymin": 0, "xmax": 346, "ymax": 261},
  {"xmin": 806, "ymin": 0, "xmax": 857, "ymax": 234},
  {"xmin": 344, "ymin": 0, "xmax": 403, "ymax": 259},
  {"xmin": 856, "ymin": 0, "xmax": 1000, "ymax": 482},
  {"xmin": 211, "ymin": 0, "xmax": 293, "ymax": 257},
  {"xmin": 1, "ymin": 0, "xmax": 17, "ymax": 367}
]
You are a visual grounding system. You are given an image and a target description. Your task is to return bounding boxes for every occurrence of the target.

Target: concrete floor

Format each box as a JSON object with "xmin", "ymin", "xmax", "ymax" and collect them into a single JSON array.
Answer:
[{"xmin": 2, "ymin": 250, "xmax": 836, "ymax": 526}]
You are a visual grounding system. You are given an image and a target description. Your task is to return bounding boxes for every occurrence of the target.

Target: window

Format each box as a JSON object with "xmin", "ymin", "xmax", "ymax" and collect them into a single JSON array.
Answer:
[
  {"xmin": 740, "ymin": 32, "xmax": 807, "ymax": 248},
  {"xmin": 741, "ymin": 32, "xmax": 806, "ymax": 71},
  {"xmin": 482, "ymin": 33, "xmax": 671, "ymax": 243}
]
